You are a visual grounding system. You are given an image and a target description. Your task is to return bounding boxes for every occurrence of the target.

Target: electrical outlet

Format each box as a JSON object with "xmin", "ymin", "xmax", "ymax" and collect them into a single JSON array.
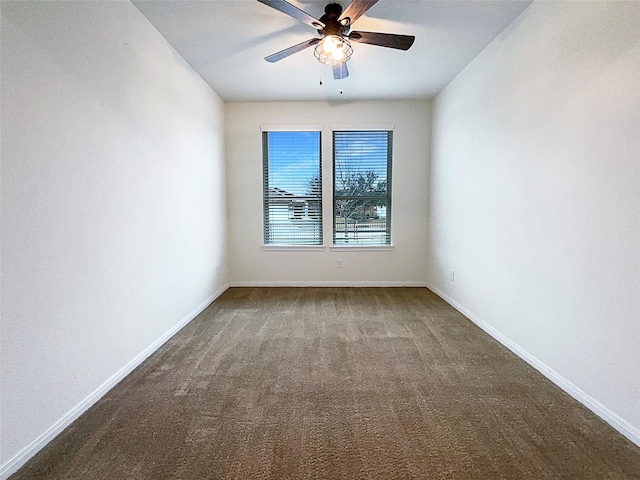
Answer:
[
  {"xmin": 337, "ymin": 259, "xmax": 342, "ymax": 268},
  {"xmin": 449, "ymin": 269, "xmax": 455, "ymax": 281}
]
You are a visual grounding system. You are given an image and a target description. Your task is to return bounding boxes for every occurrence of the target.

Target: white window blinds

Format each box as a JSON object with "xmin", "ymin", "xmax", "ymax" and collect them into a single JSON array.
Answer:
[
  {"xmin": 263, "ymin": 131, "xmax": 322, "ymax": 245},
  {"xmin": 333, "ymin": 130, "xmax": 392, "ymax": 245}
]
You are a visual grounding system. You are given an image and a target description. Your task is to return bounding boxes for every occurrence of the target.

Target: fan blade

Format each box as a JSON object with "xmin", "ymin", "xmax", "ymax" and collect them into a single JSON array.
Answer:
[
  {"xmin": 339, "ymin": 0, "xmax": 379, "ymax": 25},
  {"xmin": 349, "ymin": 31, "xmax": 415, "ymax": 50},
  {"xmin": 332, "ymin": 62, "xmax": 349, "ymax": 80},
  {"xmin": 265, "ymin": 38, "xmax": 321, "ymax": 62},
  {"xmin": 257, "ymin": 0, "xmax": 324, "ymax": 29}
]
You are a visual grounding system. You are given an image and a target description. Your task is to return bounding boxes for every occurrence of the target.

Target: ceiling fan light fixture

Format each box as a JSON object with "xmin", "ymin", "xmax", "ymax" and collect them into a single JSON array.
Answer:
[{"xmin": 314, "ymin": 35, "xmax": 353, "ymax": 65}]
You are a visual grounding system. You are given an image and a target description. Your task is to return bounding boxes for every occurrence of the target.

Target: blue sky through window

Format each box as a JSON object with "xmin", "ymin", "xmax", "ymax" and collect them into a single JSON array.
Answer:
[
  {"xmin": 334, "ymin": 131, "xmax": 390, "ymax": 194},
  {"xmin": 267, "ymin": 131, "xmax": 320, "ymax": 196}
]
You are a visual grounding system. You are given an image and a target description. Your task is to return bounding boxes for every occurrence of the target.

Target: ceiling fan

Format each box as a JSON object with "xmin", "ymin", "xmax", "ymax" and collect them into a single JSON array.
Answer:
[{"xmin": 257, "ymin": 0, "xmax": 415, "ymax": 80}]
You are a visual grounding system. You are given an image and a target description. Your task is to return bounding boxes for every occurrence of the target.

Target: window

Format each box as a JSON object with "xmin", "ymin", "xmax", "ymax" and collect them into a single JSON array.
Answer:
[
  {"xmin": 333, "ymin": 130, "xmax": 392, "ymax": 245},
  {"xmin": 263, "ymin": 130, "xmax": 322, "ymax": 245}
]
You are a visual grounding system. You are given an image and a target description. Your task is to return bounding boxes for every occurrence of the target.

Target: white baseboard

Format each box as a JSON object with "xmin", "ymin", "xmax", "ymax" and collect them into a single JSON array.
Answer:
[
  {"xmin": 427, "ymin": 284, "xmax": 640, "ymax": 448},
  {"xmin": 230, "ymin": 281, "xmax": 427, "ymax": 287},
  {"xmin": 0, "ymin": 284, "xmax": 229, "ymax": 480}
]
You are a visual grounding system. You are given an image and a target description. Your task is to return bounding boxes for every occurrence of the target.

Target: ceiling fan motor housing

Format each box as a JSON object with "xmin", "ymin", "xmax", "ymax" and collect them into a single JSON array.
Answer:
[{"xmin": 318, "ymin": 3, "xmax": 350, "ymax": 37}]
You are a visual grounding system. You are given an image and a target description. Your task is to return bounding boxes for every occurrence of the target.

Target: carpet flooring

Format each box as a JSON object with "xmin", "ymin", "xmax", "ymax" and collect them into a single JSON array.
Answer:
[{"xmin": 10, "ymin": 287, "xmax": 640, "ymax": 479}]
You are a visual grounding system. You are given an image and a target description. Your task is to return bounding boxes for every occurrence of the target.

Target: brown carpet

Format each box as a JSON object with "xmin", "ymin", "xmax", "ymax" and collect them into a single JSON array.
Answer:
[{"xmin": 11, "ymin": 287, "xmax": 640, "ymax": 479}]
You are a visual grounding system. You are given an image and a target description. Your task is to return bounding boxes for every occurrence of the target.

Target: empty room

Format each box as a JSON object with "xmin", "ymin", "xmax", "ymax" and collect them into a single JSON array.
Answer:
[{"xmin": 1, "ymin": 0, "xmax": 638, "ymax": 478}]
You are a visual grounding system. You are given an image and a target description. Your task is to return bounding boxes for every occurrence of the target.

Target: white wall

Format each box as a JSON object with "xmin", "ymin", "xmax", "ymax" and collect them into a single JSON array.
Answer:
[
  {"xmin": 226, "ymin": 101, "xmax": 430, "ymax": 286},
  {"xmin": 428, "ymin": 1, "xmax": 639, "ymax": 443},
  {"xmin": 0, "ymin": 1, "xmax": 228, "ymax": 474}
]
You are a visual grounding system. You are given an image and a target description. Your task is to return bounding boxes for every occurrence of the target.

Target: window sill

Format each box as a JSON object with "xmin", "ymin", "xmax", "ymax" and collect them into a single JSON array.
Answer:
[
  {"xmin": 330, "ymin": 245, "xmax": 395, "ymax": 251},
  {"xmin": 261, "ymin": 245, "xmax": 326, "ymax": 251}
]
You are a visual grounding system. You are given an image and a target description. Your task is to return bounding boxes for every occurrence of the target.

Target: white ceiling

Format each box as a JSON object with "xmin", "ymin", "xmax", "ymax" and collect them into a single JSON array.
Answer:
[{"xmin": 132, "ymin": 0, "xmax": 531, "ymax": 102}]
